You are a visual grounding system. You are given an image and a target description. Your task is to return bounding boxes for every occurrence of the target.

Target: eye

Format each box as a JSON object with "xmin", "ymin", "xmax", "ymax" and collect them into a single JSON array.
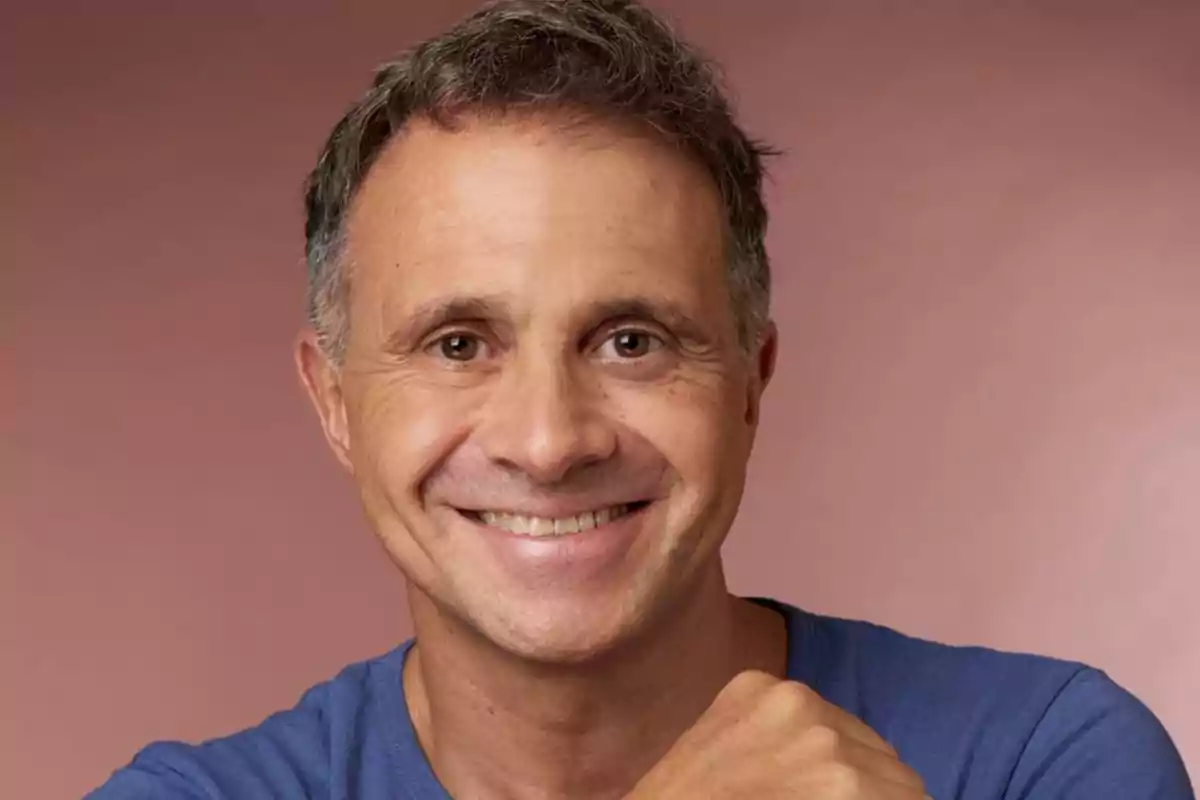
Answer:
[
  {"xmin": 435, "ymin": 333, "xmax": 483, "ymax": 361},
  {"xmin": 600, "ymin": 329, "xmax": 663, "ymax": 360}
]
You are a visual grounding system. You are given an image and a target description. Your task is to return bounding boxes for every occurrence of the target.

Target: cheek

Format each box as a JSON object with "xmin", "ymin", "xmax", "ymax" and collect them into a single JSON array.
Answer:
[
  {"xmin": 610, "ymin": 379, "xmax": 749, "ymax": 565},
  {"xmin": 349, "ymin": 373, "xmax": 479, "ymax": 504},
  {"xmin": 613, "ymin": 376, "xmax": 749, "ymax": 486}
]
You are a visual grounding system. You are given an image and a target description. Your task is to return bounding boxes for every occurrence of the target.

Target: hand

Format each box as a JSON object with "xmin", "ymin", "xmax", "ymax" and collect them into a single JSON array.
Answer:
[{"xmin": 628, "ymin": 670, "xmax": 928, "ymax": 799}]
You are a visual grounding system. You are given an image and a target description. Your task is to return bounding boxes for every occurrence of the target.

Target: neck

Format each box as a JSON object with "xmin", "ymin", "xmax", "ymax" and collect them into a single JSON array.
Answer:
[{"xmin": 402, "ymin": 565, "xmax": 786, "ymax": 800}]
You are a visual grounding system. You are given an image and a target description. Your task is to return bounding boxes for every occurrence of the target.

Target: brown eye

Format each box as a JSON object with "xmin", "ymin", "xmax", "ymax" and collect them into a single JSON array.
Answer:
[
  {"xmin": 605, "ymin": 329, "xmax": 661, "ymax": 359},
  {"xmin": 439, "ymin": 334, "xmax": 480, "ymax": 361}
]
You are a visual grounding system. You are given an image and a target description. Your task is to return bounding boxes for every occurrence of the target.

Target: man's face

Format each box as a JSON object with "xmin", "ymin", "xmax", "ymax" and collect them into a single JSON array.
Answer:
[{"xmin": 302, "ymin": 116, "xmax": 773, "ymax": 662}]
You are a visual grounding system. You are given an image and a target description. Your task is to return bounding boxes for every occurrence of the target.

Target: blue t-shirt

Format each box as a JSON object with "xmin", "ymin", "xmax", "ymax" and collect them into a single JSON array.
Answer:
[{"xmin": 88, "ymin": 599, "xmax": 1193, "ymax": 799}]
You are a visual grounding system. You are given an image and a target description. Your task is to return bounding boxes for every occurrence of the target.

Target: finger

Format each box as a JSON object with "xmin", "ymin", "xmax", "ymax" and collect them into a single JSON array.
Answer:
[
  {"xmin": 788, "ymin": 687, "xmax": 898, "ymax": 758},
  {"xmin": 741, "ymin": 677, "xmax": 901, "ymax": 760},
  {"xmin": 800, "ymin": 733, "xmax": 926, "ymax": 793}
]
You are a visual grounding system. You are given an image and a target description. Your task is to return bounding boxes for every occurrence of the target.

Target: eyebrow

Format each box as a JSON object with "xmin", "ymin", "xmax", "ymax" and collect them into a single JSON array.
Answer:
[
  {"xmin": 383, "ymin": 295, "xmax": 511, "ymax": 353},
  {"xmin": 581, "ymin": 297, "xmax": 710, "ymax": 341}
]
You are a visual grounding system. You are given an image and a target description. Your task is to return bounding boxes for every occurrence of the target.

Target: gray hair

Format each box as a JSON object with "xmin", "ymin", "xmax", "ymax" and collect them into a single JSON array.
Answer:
[{"xmin": 303, "ymin": 0, "xmax": 775, "ymax": 362}]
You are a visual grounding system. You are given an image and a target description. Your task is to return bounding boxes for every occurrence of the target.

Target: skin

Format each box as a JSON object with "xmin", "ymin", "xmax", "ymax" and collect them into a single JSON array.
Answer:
[{"xmin": 296, "ymin": 114, "xmax": 923, "ymax": 799}]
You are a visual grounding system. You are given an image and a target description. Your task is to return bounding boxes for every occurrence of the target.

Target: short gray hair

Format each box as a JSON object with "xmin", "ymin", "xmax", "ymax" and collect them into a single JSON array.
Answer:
[{"xmin": 303, "ymin": 0, "xmax": 775, "ymax": 362}]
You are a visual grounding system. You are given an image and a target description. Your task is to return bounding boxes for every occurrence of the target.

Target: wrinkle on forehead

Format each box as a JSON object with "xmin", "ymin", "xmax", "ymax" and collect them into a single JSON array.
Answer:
[{"xmin": 342, "ymin": 113, "xmax": 733, "ymax": 348}]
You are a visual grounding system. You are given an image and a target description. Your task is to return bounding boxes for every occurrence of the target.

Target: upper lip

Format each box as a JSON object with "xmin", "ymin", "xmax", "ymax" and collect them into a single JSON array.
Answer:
[{"xmin": 454, "ymin": 500, "xmax": 650, "ymax": 519}]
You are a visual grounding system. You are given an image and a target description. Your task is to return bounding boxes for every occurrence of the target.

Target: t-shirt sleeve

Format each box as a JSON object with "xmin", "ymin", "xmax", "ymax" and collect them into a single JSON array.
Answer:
[
  {"xmin": 1004, "ymin": 667, "xmax": 1194, "ymax": 799},
  {"xmin": 84, "ymin": 694, "xmax": 330, "ymax": 799},
  {"xmin": 83, "ymin": 743, "xmax": 219, "ymax": 799}
]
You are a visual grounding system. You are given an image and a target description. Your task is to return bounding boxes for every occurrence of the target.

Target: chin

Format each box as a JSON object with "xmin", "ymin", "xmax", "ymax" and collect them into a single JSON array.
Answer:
[
  {"xmin": 400, "ymin": 496, "xmax": 715, "ymax": 665},
  {"xmin": 463, "ymin": 583, "xmax": 659, "ymax": 666}
]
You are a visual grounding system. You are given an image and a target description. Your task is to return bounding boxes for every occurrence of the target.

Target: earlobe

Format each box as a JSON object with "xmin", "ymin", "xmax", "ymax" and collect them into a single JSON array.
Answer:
[
  {"xmin": 744, "ymin": 321, "xmax": 778, "ymax": 426},
  {"xmin": 294, "ymin": 330, "xmax": 355, "ymax": 473}
]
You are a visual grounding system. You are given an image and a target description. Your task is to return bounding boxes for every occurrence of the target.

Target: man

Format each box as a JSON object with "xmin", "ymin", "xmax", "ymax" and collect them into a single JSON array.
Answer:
[{"xmin": 89, "ymin": 1, "xmax": 1192, "ymax": 798}]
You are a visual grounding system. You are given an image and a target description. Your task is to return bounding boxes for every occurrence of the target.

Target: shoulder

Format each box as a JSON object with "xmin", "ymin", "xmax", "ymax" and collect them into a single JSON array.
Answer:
[
  {"xmin": 1005, "ymin": 667, "xmax": 1194, "ymax": 798},
  {"xmin": 85, "ymin": 646, "xmax": 407, "ymax": 800},
  {"xmin": 775, "ymin": 603, "xmax": 1193, "ymax": 799},
  {"xmin": 784, "ymin": 604, "xmax": 1086, "ymax": 717}
]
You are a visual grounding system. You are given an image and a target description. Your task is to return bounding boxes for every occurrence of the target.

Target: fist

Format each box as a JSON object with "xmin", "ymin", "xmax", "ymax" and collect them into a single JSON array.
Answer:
[{"xmin": 628, "ymin": 670, "xmax": 928, "ymax": 799}]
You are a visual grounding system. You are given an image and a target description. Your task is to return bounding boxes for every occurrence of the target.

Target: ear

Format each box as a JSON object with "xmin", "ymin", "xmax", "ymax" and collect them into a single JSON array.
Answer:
[
  {"xmin": 295, "ymin": 329, "xmax": 354, "ymax": 473},
  {"xmin": 744, "ymin": 321, "xmax": 777, "ymax": 427}
]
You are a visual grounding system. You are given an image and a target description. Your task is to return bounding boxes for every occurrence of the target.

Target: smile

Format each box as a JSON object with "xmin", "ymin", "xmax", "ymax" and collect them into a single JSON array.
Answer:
[{"xmin": 460, "ymin": 502, "xmax": 650, "ymax": 538}]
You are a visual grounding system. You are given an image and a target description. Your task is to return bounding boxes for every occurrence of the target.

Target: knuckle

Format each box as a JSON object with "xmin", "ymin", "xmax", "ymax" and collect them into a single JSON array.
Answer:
[
  {"xmin": 730, "ymin": 669, "xmax": 777, "ymax": 691},
  {"xmin": 768, "ymin": 679, "xmax": 818, "ymax": 714},
  {"xmin": 822, "ymin": 762, "xmax": 864, "ymax": 795},
  {"xmin": 800, "ymin": 723, "xmax": 843, "ymax": 758},
  {"xmin": 720, "ymin": 669, "xmax": 777, "ymax": 700}
]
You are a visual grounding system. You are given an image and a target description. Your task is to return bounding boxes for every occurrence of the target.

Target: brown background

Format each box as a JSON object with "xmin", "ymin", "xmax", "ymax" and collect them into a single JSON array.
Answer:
[{"xmin": 4, "ymin": 2, "xmax": 1198, "ymax": 797}]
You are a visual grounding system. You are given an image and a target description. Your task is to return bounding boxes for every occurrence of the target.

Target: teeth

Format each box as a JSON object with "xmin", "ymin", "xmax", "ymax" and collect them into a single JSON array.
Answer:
[{"xmin": 478, "ymin": 505, "xmax": 631, "ymax": 537}]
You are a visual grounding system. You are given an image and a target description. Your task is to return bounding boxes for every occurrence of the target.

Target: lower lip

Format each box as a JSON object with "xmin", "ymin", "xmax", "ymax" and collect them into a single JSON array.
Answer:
[{"xmin": 460, "ymin": 505, "xmax": 651, "ymax": 584}]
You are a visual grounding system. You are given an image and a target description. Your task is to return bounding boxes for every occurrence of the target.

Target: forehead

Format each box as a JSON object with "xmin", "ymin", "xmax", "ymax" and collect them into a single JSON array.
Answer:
[{"xmin": 343, "ymin": 114, "xmax": 729, "ymax": 317}]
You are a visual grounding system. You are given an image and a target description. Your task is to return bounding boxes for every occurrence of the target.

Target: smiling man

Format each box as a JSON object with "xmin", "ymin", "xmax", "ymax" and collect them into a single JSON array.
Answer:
[{"xmin": 88, "ymin": 1, "xmax": 1193, "ymax": 799}]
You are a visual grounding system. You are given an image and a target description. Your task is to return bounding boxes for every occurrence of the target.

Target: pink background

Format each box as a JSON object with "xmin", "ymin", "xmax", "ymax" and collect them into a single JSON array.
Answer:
[{"xmin": 5, "ymin": 2, "xmax": 1198, "ymax": 797}]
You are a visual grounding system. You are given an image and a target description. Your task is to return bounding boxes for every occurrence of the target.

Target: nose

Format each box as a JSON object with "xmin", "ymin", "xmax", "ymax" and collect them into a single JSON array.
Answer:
[{"xmin": 475, "ymin": 350, "xmax": 617, "ymax": 486}]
